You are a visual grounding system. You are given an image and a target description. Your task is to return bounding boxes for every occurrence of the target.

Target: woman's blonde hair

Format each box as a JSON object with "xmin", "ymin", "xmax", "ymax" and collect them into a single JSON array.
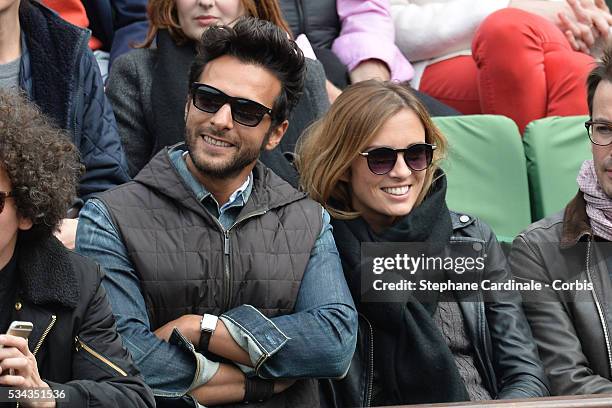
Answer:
[
  {"xmin": 296, "ymin": 80, "xmax": 448, "ymax": 220},
  {"xmin": 138, "ymin": 0, "xmax": 292, "ymax": 48}
]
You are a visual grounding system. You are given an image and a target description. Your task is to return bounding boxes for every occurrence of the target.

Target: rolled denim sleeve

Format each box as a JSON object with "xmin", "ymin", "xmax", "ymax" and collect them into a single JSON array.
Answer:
[
  {"xmin": 222, "ymin": 209, "xmax": 358, "ymax": 379},
  {"xmin": 75, "ymin": 199, "xmax": 200, "ymax": 397}
]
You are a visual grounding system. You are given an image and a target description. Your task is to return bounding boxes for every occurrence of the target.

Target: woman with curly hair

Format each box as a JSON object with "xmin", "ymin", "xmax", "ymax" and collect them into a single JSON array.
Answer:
[{"xmin": 0, "ymin": 90, "xmax": 155, "ymax": 408}]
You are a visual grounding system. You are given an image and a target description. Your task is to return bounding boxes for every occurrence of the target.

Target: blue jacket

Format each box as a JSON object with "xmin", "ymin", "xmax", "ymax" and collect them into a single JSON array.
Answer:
[
  {"xmin": 81, "ymin": 0, "xmax": 148, "ymax": 64},
  {"xmin": 19, "ymin": 1, "xmax": 130, "ymax": 202}
]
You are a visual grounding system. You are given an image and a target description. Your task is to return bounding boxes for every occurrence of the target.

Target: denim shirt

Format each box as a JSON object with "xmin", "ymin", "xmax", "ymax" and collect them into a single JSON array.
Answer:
[{"xmin": 75, "ymin": 149, "xmax": 357, "ymax": 397}]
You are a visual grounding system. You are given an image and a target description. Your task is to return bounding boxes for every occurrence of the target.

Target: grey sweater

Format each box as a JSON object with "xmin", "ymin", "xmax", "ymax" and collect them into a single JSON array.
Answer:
[{"xmin": 106, "ymin": 47, "xmax": 329, "ymax": 177}]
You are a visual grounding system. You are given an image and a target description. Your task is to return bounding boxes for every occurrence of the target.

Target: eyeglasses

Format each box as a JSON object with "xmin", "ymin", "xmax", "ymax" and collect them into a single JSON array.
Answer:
[
  {"xmin": 0, "ymin": 191, "xmax": 13, "ymax": 214},
  {"xmin": 585, "ymin": 119, "xmax": 612, "ymax": 146},
  {"xmin": 359, "ymin": 143, "xmax": 437, "ymax": 175},
  {"xmin": 190, "ymin": 83, "xmax": 273, "ymax": 127}
]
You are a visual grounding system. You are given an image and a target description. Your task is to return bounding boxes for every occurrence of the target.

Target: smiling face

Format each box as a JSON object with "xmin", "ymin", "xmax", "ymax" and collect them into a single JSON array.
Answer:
[
  {"xmin": 175, "ymin": 0, "xmax": 245, "ymax": 41},
  {"xmin": 591, "ymin": 80, "xmax": 612, "ymax": 198},
  {"xmin": 184, "ymin": 54, "xmax": 286, "ymax": 185},
  {"xmin": 348, "ymin": 108, "xmax": 427, "ymax": 232}
]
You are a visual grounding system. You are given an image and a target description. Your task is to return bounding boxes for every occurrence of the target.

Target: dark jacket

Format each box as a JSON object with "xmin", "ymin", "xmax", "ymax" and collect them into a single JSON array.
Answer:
[
  {"xmin": 509, "ymin": 191, "xmax": 612, "ymax": 395},
  {"xmin": 279, "ymin": 0, "xmax": 340, "ymax": 49},
  {"xmin": 9, "ymin": 235, "xmax": 154, "ymax": 408},
  {"xmin": 81, "ymin": 0, "xmax": 148, "ymax": 64},
  {"xmin": 19, "ymin": 1, "xmax": 130, "ymax": 202},
  {"xmin": 98, "ymin": 148, "xmax": 323, "ymax": 326},
  {"xmin": 326, "ymin": 211, "xmax": 549, "ymax": 407}
]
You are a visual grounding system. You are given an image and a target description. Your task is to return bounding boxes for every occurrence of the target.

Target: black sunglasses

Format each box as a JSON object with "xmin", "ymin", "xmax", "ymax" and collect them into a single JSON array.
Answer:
[
  {"xmin": 0, "ymin": 191, "xmax": 13, "ymax": 214},
  {"xmin": 190, "ymin": 83, "xmax": 273, "ymax": 127},
  {"xmin": 359, "ymin": 143, "xmax": 437, "ymax": 175},
  {"xmin": 585, "ymin": 119, "xmax": 612, "ymax": 146}
]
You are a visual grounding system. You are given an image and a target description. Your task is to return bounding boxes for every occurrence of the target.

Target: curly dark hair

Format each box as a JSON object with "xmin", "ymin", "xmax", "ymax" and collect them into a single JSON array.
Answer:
[
  {"xmin": 0, "ymin": 90, "xmax": 82, "ymax": 238},
  {"xmin": 188, "ymin": 17, "xmax": 306, "ymax": 127}
]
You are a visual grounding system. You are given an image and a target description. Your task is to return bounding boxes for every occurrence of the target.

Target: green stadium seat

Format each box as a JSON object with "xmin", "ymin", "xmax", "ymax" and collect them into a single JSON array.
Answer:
[
  {"xmin": 522, "ymin": 115, "xmax": 592, "ymax": 222},
  {"xmin": 433, "ymin": 115, "xmax": 532, "ymax": 242}
]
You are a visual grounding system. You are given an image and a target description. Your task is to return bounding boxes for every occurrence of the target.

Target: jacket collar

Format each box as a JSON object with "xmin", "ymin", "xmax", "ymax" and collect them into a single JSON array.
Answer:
[
  {"xmin": 19, "ymin": 0, "xmax": 89, "ymax": 130},
  {"xmin": 16, "ymin": 235, "xmax": 79, "ymax": 309},
  {"xmin": 134, "ymin": 144, "xmax": 308, "ymax": 219},
  {"xmin": 560, "ymin": 191, "xmax": 592, "ymax": 249}
]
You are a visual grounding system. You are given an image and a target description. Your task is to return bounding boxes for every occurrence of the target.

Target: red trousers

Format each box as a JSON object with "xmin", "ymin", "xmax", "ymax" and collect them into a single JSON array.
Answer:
[{"xmin": 420, "ymin": 8, "xmax": 593, "ymax": 133}]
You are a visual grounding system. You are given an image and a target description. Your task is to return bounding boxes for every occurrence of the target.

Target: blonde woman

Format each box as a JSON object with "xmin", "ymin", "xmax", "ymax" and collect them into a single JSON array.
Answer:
[{"xmin": 297, "ymin": 80, "xmax": 548, "ymax": 407}]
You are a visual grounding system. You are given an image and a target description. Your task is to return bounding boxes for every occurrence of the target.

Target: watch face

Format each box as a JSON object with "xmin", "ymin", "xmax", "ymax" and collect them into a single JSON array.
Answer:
[{"xmin": 201, "ymin": 314, "xmax": 219, "ymax": 332}]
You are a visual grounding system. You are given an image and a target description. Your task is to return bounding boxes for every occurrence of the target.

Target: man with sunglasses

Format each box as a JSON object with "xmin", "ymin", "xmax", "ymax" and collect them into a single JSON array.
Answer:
[
  {"xmin": 76, "ymin": 17, "xmax": 357, "ymax": 408},
  {"xmin": 509, "ymin": 46, "xmax": 612, "ymax": 396}
]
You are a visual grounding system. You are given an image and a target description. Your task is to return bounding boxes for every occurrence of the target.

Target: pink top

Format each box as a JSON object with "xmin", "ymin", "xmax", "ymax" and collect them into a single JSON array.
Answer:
[{"xmin": 332, "ymin": 0, "xmax": 414, "ymax": 81}]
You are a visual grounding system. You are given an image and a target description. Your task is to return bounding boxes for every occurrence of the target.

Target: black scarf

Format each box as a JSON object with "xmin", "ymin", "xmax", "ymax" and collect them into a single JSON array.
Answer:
[{"xmin": 331, "ymin": 174, "xmax": 469, "ymax": 405}]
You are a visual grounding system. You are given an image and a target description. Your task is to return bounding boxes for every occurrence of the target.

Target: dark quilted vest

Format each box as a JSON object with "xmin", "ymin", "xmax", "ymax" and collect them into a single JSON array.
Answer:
[
  {"xmin": 98, "ymin": 149, "xmax": 323, "ymax": 407},
  {"xmin": 99, "ymin": 149, "xmax": 322, "ymax": 327}
]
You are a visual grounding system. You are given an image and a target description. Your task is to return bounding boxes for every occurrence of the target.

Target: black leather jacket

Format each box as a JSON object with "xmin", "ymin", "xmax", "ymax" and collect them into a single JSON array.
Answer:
[
  {"xmin": 9, "ymin": 236, "xmax": 155, "ymax": 408},
  {"xmin": 324, "ymin": 212, "xmax": 550, "ymax": 407},
  {"xmin": 279, "ymin": 0, "xmax": 340, "ymax": 48}
]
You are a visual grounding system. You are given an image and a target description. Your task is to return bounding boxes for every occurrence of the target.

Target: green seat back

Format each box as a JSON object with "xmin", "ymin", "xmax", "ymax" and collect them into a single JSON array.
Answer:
[
  {"xmin": 433, "ymin": 115, "xmax": 531, "ymax": 242},
  {"xmin": 522, "ymin": 115, "xmax": 592, "ymax": 221}
]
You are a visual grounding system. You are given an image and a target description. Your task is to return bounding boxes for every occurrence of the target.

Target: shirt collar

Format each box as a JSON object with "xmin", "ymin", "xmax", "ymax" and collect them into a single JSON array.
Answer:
[{"xmin": 169, "ymin": 148, "xmax": 253, "ymax": 210}]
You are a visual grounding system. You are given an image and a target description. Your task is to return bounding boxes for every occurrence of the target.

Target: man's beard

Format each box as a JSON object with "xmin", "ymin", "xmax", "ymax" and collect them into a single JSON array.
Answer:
[{"xmin": 186, "ymin": 127, "xmax": 271, "ymax": 179}]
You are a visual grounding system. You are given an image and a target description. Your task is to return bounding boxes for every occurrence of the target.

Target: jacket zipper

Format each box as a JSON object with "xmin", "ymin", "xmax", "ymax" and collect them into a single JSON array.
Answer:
[
  {"xmin": 75, "ymin": 336, "xmax": 128, "ymax": 377},
  {"xmin": 33, "ymin": 315, "xmax": 56, "ymax": 356},
  {"xmin": 363, "ymin": 315, "xmax": 374, "ymax": 407},
  {"xmin": 223, "ymin": 230, "xmax": 231, "ymax": 311},
  {"xmin": 70, "ymin": 31, "xmax": 89, "ymax": 138},
  {"xmin": 220, "ymin": 210, "xmax": 268, "ymax": 310},
  {"xmin": 585, "ymin": 238, "xmax": 612, "ymax": 375}
]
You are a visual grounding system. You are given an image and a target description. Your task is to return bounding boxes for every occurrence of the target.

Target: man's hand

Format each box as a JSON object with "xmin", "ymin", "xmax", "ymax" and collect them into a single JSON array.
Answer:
[
  {"xmin": 349, "ymin": 59, "xmax": 391, "ymax": 83},
  {"xmin": 54, "ymin": 218, "xmax": 79, "ymax": 249},
  {"xmin": 559, "ymin": 11, "xmax": 596, "ymax": 53},
  {"xmin": 154, "ymin": 314, "xmax": 201, "ymax": 345},
  {"xmin": 557, "ymin": 0, "xmax": 612, "ymax": 56},
  {"xmin": 568, "ymin": 0, "xmax": 612, "ymax": 37},
  {"xmin": 189, "ymin": 363, "xmax": 297, "ymax": 406},
  {"xmin": 0, "ymin": 335, "xmax": 55, "ymax": 408}
]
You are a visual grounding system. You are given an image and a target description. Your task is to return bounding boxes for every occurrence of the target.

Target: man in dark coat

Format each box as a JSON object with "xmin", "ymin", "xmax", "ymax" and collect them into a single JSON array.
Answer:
[{"xmin": 509, "ymin": 45, "xmax": 612, "ymax": 396}]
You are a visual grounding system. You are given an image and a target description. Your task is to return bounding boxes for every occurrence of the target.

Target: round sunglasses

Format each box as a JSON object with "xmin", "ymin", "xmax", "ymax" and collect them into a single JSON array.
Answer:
[
  {"xmin": 190, "ymin": 83, "xmax": 273, "ymax": 127},
  {"xmin": 359, "ymin": 143, "xmax": 437, "ymax": 175}
]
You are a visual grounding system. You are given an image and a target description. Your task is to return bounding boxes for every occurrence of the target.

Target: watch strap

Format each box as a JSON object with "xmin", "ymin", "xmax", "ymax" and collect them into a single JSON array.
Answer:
[{"xmin": 198, "ymin": 314, "xmax": 218, "ymax": 352}]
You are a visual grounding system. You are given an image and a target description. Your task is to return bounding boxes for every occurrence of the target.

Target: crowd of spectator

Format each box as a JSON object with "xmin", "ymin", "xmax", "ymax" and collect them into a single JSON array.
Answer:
[{"xmin": 0, "ymin": 0, "xmax": 611, "ymax": 407}]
